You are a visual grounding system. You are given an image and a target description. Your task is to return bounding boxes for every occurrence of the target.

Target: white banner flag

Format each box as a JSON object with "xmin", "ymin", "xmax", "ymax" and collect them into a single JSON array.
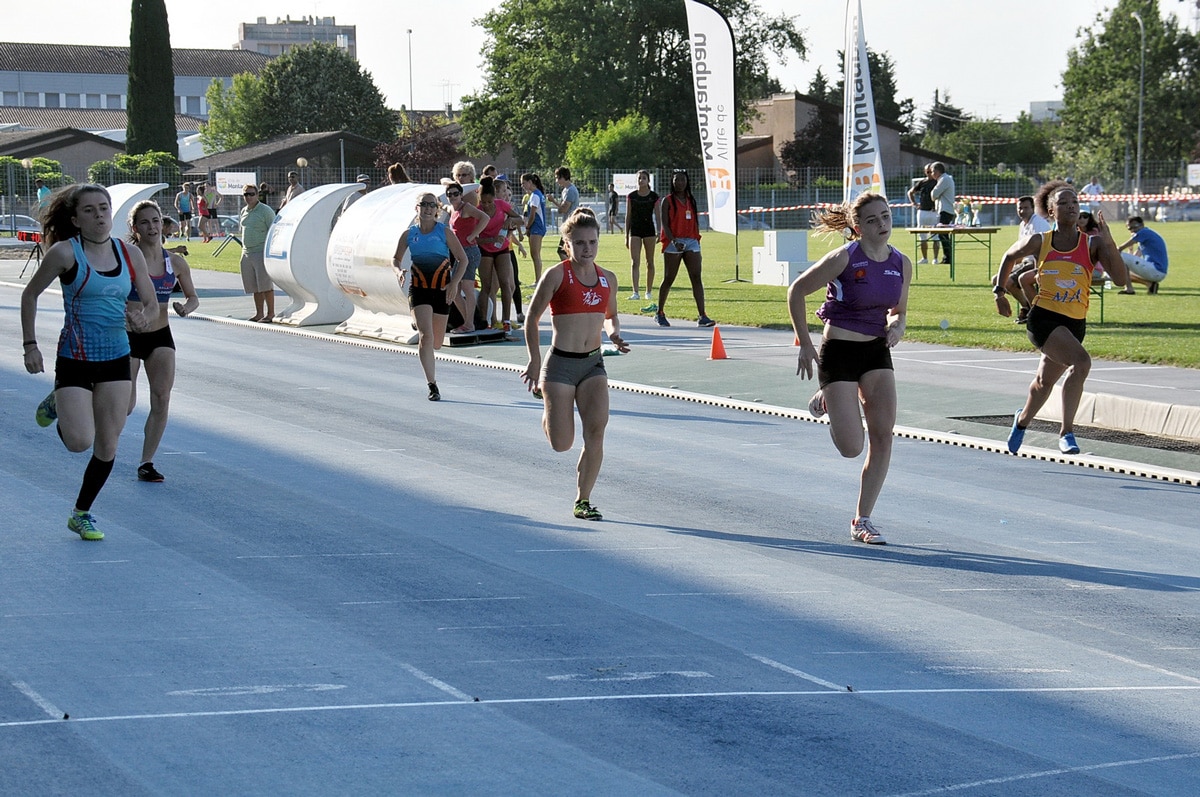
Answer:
[
  {"xmin": 684, "ymin": 0, "xmax": 737, "ymax": 235},
  {"xmin": 843, "ymin": 0, "xmax": 886, "ymax": 202}
]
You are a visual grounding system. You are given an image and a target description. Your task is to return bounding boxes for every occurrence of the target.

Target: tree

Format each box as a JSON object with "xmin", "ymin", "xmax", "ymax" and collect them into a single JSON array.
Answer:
[
  {"xmin": 564, "ymin": 113, "xmax": 665, "ymax": 188},
  {"xmin": 200, "ymin": 43, "xmax": 395, "ymax": 154},
  {"xmin": 1058, "ymin": 0, "xmax": 1200, "ymax": 168},
  {"xmin": 930, "ymin": 115, "xmax": 1055, "ymax": 168},
  {"xmin": 372, "ymin": 114, "xmax": 463, "ymax": 175},
  {"xmin": 917, "ymin": 91, "xmax": 969, "ymax": 151},
  {"xmin": 828, "ymin": 48, "xmax": 914, "ymax": 128},
  {"xmin": 126, "ymin": 0, "xmax": 177, "ymax": 158},
  {"xmin": 460, "ymin": 0, "xmax": 805, "ymax": 166},
  {"xmin": 87, "ymin": 151, "xmax": 181, "ymax": 187}
]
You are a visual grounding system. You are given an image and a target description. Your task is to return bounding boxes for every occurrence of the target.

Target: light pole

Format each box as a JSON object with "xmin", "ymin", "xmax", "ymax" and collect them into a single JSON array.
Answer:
[
  {"xmin": 1131, "ymin": 10, "xmax": 1145, "ymax": 201},
  {"xmin": 407, "ymin": 29, "xmax": 414, "ymax": 112}
]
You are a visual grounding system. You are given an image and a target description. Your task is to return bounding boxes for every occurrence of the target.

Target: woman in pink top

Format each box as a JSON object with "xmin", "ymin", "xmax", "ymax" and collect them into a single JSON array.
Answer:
[
  {"xmin": 445, "ymin": 183, "xmax": 489, "ymax": 333},
  {"xmin": 476, "ymin": 176, "xmax": 524, "ymax": 332}
]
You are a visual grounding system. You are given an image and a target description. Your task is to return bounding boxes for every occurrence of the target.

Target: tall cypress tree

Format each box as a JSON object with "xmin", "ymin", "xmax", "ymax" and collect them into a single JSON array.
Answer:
[{"xmin": 126, "ymin": 0, "xmax": 178, "ymax": 158}]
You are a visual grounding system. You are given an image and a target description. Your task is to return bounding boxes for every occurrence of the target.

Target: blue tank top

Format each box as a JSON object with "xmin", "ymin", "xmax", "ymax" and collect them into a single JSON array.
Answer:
[
  {"xmin": 58, "ymin": 237, "xmax": 133, "ymax": 361},
  {"xmin": 128, "ymin": 248, "xmax": 176, "ymax": 303},
  {"xmin": 407, "ymin": 222, "xmax": 453, "ymax": 289},
  {"xmin": 816, "ymin": 241, "xmax": 905, "ymax": 338}
]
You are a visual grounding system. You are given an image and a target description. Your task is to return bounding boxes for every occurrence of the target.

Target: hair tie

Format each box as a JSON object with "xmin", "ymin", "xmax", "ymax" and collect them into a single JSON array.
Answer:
[{"xmin": 842, "ymin": 226, "xmax": 854, "ymax": 239}]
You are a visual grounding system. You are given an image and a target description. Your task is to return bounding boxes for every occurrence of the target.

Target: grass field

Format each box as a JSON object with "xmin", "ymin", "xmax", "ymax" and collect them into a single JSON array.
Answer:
[{"xmin": 166, "ymin": 220, "xmax": 1200, "ymax": 369}]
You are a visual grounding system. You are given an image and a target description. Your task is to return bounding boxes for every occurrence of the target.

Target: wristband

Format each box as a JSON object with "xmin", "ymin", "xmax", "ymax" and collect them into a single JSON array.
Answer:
[
  {"xmin": 992, "ymin": 285, "xmax": 1006, "ymax": 296},
  {"xmin": 23, "ymin": 340, "xmax": 37, "ymax": 348}
]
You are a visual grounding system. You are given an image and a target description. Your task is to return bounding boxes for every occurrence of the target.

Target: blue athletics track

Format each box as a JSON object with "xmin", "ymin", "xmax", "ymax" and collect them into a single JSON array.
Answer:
[{"xmin": 1, "ymin": 263, "xmax": 1198, "ymax": 794}]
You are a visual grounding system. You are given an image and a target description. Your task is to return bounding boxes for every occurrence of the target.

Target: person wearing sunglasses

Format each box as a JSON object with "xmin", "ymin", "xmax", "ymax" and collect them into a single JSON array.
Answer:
[
  {"xmin": 445, "ymin": 182, "xmax": 489, "ymax": 333},
  {"xmin": 392, "ymin": 193, "xmax": 470, "ymax": 400},
  {"xmin": 238, "ymin": 184, "xmax": 277, "ymax": 322}
]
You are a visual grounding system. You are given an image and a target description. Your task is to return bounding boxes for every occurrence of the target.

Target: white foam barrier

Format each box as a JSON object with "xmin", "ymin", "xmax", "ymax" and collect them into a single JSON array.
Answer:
[
  {"xmin": 265, "ymin": 183, "xmax": 363, "ymax": 326},
  {"xmin": 107, "ymin": 183, "xmax": 169, "ymax": 241},
  {"xmin": 328, "ymin": 183, "xmax": 440, "ymax": 344}
]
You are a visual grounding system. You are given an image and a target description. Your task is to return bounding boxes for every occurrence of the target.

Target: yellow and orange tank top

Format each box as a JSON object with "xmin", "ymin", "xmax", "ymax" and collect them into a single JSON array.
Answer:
[{"xmin": 1034, "ymin": 230, "xmax": 1094, "ymax": 320}]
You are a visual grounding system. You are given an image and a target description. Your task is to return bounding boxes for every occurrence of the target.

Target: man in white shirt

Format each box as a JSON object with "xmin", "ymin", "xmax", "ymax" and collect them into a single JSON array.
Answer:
[
  {"xmin": 993, "ymin": 195, "xmax": 1052, "ymax": 323},
  {"xmin": 930, "ymin": 162, "xmax": 956, "ymax": 264},
  {"xmin": 1080, "ymin": 176, "xmax": 1104, "ymax": 213}
]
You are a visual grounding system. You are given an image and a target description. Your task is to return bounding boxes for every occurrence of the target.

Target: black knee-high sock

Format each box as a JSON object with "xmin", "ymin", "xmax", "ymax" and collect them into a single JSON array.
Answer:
[{"xmin": 75, "ymin": 456, "xmax": 115, "ymax": 512}]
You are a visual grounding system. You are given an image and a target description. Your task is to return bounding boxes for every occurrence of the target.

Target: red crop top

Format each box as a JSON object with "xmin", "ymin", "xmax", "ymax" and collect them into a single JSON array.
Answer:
[{"xmin": 549, "ymin": 260, "xmax": 612, "ymax": 315}]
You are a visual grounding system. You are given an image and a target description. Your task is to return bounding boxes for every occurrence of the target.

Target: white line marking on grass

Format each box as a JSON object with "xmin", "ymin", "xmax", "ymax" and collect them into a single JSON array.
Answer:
[
  {"xmin": 12, "ymin": 681, "xmax": 62, "ymax": 719},
  {"xmin": 887, "ymin": 751, "xmax": 1200, "ymax": 796}
]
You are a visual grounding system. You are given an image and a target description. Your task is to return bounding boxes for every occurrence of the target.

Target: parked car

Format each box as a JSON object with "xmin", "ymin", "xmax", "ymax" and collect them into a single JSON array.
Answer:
[
  {"xmin": 218, "ymin": 215, "xmax": 240, "ymax": 234},
  {"xmin": 0, "ymin": 214, "xmax": 41, "ymax": 235},
  {"xmin": 1154, "ymin": 200, "xmax": 1200, "ymax": 222}
]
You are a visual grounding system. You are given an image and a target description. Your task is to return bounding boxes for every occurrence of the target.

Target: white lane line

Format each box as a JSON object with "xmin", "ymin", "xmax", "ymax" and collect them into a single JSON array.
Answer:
[
  {"xmin": 236, "ymin": 553, "xmax": 408, "ymax": 560},
  {"xmin": 887, "ymin": 751, "xmax": 1200, "ymax": 796},
  {"xmin": 396, "ymin": 662, "xmax": 473, "ymax": 701},
  {"xmin": 747, "ymin": 655, "xmax": 843, "ymax": 691},
  {"xmin": 341, "ymin": 597, "xmax": 524, "ymax": 606},
  {"xmin": 1, "ymin": 685, "xmax": 1198, "ymax": 729},
  {"xmin": 11, "ymin": 681, "xmax": 63, "ymax": 719}
]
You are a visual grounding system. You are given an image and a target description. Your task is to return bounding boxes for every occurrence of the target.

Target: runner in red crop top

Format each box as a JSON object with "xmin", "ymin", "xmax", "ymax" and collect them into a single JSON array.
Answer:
[
  {"xmin": 521, "ymin": 210, "xmax": 630, "ymax": 523},
  {"xmin": 549, "ymin": 258, "xmax": 613, "ymax": 315}
]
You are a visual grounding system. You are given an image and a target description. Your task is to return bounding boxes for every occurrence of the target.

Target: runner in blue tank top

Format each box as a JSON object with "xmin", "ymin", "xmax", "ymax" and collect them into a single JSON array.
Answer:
[
  {"xmin": 787, "ymin": 193, "xmax": 912, "ymax": 545},
  {"xmin": 20, "ymin": 184, "xmax": 159, "ymax": 541}
]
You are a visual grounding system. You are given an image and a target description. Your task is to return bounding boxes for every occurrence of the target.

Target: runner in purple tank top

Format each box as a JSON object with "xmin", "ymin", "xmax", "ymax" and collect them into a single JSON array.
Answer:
[{"xmin": 787, "ymin": 193, "xmax": 912, "ymax": 545}]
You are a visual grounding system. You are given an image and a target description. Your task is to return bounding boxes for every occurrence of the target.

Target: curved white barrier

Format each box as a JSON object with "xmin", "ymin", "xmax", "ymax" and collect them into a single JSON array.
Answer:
[
  {"xmin": 328, "ymin": 183, "xmax": 432, "ymax": 344},
  {"xmin": 265, "ymin": 183, "xmax": 362, "ymax": 326},
  {"xmin": 107, "ymin": 183, "xmax": 169, "ymax": 241}
]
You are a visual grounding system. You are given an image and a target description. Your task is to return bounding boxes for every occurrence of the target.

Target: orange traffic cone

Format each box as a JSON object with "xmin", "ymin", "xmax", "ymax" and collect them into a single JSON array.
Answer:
[{"xmin": 709, "ymin": 326, "xmax": 728, "ymax": 360}]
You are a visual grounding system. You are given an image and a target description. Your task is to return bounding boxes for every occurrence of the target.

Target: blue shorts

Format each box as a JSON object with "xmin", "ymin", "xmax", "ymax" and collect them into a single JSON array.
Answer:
[
  {"xmin": 528, "ymin": 215, "xmax": 547, "ymax": 237},
  {"xmin": 664, "ymin": 237, "xmax": 701, "ymax": 254}
]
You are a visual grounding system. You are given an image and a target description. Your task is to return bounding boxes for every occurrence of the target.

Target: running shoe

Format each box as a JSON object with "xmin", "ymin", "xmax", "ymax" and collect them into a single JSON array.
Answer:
[
  {"xmin": 698, "ymin": 315, "xmax": 716, "ymax": 327},
  {"xmin": 654, "ymin": 313, "xmax": 670, "ymax": 327},
  {"xmin": 573, "ymin": 499, "xmax": 603, "ymax": 521},
  {"xmin": 1015, "ymin": 307, "xmax": 1030, "ymax": 324},
  {"xmin": 808, "ymin": 391, "xmax": 826, "ymax": 419},
  {"xmin": 642, "ymin": 302, "xmax": 658, "ymax": 313},
  {"xmin": 1058, "ymin": 433, "xmax": 1080, "ymax": 455},
  {"xmin": 850, "ymin": 517, "xmax": 886, "ymax": 545},
  {"xmin": 917, "ymin": 258, "xmax": 929, "ymax": 265},
  {"xmin": 629, "ymin": 292, "xmax": 641, "ymax": 300},
  {"xmin": 68, "ymin": 510, "xmax": 104, "ymax": 541},
  {"xmin": 137, "ymin": 462, "xmax": 165, "ymax": 483},
  {"xmin": 35, "ymin": 391, "xmax": 57, "ymax": 428},
  {"xmin": 517, "ymin": 312, "xmax": 526, "ymax": 324},
  {"xmin": 428, "ymin": 382, "xmax": 441, "ymax": 402},
  {"xmin": 1007, "ymin": 409, "xmax": 1026, "ymax": 454}
]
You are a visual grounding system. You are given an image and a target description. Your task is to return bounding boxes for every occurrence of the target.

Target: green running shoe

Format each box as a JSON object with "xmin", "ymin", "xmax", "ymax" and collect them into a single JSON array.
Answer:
[
  {"xmin": 35, "ymin": 391, "xmax": 57, "ymax": 428},
  {"xmin": 68, "ymin": 511, "xmax": 104, "ymax": 541},
  {"xmin": 573, "ymin": 499, "xmax": 603, "ymax": 521}
]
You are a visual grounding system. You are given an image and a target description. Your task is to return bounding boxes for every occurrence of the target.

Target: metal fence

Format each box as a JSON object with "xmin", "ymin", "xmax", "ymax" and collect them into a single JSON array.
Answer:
[{"xmin": 3, "ymin": 159, "xmax": 1195, "ymax": 231}]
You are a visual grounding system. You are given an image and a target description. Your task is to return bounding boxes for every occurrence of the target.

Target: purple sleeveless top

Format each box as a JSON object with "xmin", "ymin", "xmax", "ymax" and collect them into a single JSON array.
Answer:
[{"xmin": 815, "ymin": 241, "xmax": 904, "ymax": 338}]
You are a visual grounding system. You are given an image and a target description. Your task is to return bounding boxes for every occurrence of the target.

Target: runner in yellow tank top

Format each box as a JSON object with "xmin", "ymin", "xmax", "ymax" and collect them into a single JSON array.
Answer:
[{"xmin": 992, "ymin": 181, "xmax": 1127, "ymax": 456}]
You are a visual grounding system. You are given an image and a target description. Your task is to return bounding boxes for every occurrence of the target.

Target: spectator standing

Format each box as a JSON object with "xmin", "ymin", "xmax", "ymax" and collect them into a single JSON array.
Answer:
[
  {"xmin": 606, "ymin": 183, "xmax": 623, "ymax": 234},
  {"xmin": 654, "ymin": 169, "xmax": 714, "ymax": 327},
  {"xmin": 905, "ymin": 164, "xmax": 939, "ymax": 264},
  {"xmin": 521, "ymin": 172, "xmax": 548, "ymax": 283},
  {"xmin": 551, "ymin": 167, "xmax": 579, "ymax": 260},
  {"xmin": 1080, "ymin": 176, "xmax": 1104, "ymax": 214},
  {"xmin": 174, "ymin": 182, "xmax": 195, "ymax": 240},
  {"xmin": 1117, "ymin": 216, "xmax": 1168, "ymax": 294},
  {"xmin": 387, "ymin": 163, "xmax": 411, "ymax": 184},
  {"xmin": 280, "ymin": 171, "xmax": 305, "ymax": 208},
  {"xmin": 238, "ymin": 184, "xmax": 277, "ymax": 322},
  {"xmin": 995, "ymin": 195, "xmax": 1053, "ymax": 324},
  {"xmin": 34, "ymin": 178, "xmax": 51, "ymax": 217},
  {"xmin": 445, "ymin": 181, "xmax": 490, "ymax": 333},
  {"xmin": 625, "ymin": 169, "xmax": 659, "ymax": 306},
  {"xmin": 340, "ymin": 174, "xmax": 371, "ymax": 215},
  {"xmin": 930, "ymin": 162, "xmax": 955, "ymax": 264}
]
